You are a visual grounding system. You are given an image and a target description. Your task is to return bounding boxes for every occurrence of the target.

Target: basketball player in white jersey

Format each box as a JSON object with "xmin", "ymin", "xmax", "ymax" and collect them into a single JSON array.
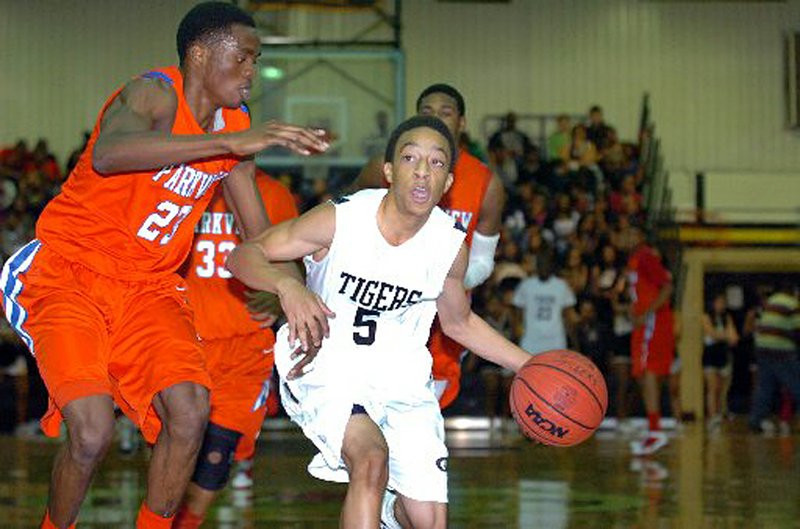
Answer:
[{"xmin": 226, "ymin": 116, "xmax": 531, "ymax": 529}]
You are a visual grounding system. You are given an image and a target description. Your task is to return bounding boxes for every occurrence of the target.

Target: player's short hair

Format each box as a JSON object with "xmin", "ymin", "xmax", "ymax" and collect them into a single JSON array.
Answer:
[
  {"xmin": 177, "ymin": 2, "xmax": 256, "ymax": 65},
  {"xmin": 384, "ymin": 115, "xmax": 457, "ymax": 171},
  {"xmin": 416, "ymin": 84, "xmax": 466, "ymax": 117}
]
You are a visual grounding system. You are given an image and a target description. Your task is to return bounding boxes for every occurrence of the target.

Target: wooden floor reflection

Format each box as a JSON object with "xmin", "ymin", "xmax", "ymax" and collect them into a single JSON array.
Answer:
[{"xmin": 0, "ymin": 420, "xmax": 798, "ymax": 528}]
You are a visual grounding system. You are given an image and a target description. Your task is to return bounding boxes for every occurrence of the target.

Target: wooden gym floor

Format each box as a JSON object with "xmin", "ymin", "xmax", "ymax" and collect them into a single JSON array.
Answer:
[{"xmin": 0, "ymin": 419, "xmax": 798, "ymax": 528}]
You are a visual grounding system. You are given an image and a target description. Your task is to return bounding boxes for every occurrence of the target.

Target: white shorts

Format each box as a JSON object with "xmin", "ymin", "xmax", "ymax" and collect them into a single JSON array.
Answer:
[{"xmin": 275, "ymin": 325, "xmax": 449, "ymax": 503}]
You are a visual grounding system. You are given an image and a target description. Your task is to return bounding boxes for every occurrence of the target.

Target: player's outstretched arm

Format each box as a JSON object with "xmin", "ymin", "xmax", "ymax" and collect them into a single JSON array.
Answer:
[
  {"xmin": 92, "ymin": 77, "xmax": 330, "ymax": 175},
  {"xmin": 227, "ymin": 203, "xmax": 336, "ymax": 351},
  {"xmin": 437, "ymin": 244, "xmax": 529, "ymax": 372}
]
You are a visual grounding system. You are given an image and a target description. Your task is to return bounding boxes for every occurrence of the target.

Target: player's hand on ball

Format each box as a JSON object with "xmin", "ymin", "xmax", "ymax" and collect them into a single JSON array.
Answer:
[
  {"xmin": 245, "ymin": 290, "xmax": 282, "ymax": 328},
  {"xmin": 277, "ymin": 279, "xmax": 336, "ymax": 352}
]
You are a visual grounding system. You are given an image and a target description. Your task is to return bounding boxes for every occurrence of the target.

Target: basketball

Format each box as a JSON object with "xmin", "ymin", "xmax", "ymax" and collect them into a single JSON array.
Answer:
[{"xmin": 510, "ymin": 350, "xmax": 608, "ymax": 447}]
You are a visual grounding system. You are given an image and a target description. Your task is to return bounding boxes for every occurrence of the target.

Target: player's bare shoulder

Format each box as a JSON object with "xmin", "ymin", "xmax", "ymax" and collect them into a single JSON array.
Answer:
[{"xmin": 102, "ymin": 75, "xmax": 178, "ymax": 133}]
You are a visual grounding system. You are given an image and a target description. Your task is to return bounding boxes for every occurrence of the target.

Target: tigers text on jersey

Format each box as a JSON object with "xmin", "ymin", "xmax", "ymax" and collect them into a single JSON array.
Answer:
[
  {"xmin": 35, "ymin": 66, "xmax": 250, "ymax": 280},
  {"xmin": 290, "ymin": 188, "xmax": 465, "ymax": 398}
]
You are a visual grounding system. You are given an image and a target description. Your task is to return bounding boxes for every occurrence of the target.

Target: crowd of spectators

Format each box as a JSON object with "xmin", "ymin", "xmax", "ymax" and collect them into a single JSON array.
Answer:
[{"xmin": 1, "ymin": 105, "xmax": 796, "ymax": 436}]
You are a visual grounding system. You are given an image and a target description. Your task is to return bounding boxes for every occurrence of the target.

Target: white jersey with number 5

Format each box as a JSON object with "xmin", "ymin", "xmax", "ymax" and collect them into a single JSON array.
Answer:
[
  {"xmin": 274, "ymin": 188, "xmax": 464, "ymax": 499},
  {"xmin": 277, "ymin": 188, "xmax": 465, "ymax": 399}
]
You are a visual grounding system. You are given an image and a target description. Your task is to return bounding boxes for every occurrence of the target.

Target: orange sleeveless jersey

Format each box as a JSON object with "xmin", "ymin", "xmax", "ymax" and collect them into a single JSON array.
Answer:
[
  {"xmin": 439, "ymin": 150, "xmax": 492, "ymax": 246},
  {"xmin": 35, "ymin": 66, "xmax": 250, "ymax": 280},
  {"xmin": 183, "ymin": 171, "xmax": 299, "ymax": 339}
]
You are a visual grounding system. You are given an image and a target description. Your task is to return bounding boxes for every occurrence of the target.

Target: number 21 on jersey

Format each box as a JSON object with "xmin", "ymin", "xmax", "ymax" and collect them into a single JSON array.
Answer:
[{"xmin": 137, "ymin": 200, "xmax": 193, "ymax": 245}]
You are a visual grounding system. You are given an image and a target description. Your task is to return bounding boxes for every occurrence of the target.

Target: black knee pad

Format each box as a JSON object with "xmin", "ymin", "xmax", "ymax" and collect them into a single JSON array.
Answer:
[{"xmin": 191, "ymin": 423, "xmax": 242, "ymax": 491}]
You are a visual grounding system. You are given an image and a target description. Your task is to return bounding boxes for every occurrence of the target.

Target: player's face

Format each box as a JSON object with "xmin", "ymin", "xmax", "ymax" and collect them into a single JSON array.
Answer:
[
  {"xmin": 204, "ymin": 24, "xmax": 261, "ymax": 108},
  {"xmin": 417, "ymin": 93, "xmax": 465, "ymax": 140},
  {"xmin": 383, "ymin": 127, "xmax": 454, "ymax": 215}
]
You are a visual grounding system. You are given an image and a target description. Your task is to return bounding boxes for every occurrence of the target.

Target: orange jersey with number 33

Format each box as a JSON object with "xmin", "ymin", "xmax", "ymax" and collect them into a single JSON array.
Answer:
[
  {"xmin": 183, "ymin": 171, "xmax": 299, "ymax": 340},
  {"xmin": 35, "ymin": 66, "xmax": 250, "ymax": 280}
]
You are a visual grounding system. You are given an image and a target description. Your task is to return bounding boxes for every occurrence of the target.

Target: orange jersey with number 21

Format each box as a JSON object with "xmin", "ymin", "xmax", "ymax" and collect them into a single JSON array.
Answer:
[{"xmin": 35, "ymin": 66, "xmax": 250, "ymax": 280}]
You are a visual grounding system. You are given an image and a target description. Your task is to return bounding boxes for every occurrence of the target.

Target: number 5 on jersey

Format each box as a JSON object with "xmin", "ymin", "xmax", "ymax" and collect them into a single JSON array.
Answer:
[{"xmin": 353, "ymin": 307, "xmax": 380, "ymax": 345}]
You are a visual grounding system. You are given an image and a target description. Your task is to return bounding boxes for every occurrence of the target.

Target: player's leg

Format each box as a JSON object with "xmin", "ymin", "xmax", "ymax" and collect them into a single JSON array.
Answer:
[
  {"xmin": 773, "ymin": 356, "xmax": 800, "ymax": 422},
  {"xmin": 704, "ymin": 369, "xmax": 720, "ymax": 420},
  {"xmin": 630, "ymin": 314, "xmax": 672, "ymax": 455},
  {"xmin": 719, "ymin": 362, "xmax": 733, "ymax": 419},
  {"xmin": 381, "ymin": 392, "xmax": 448, "ymax": 529},
  {"xmin": 46, "ymin": 395, "xmax": 116, "ymax": 528},
  {"xmin": 175, "ymin": 334, "xmax": 270, "ymax": 528},
  {"xmin": 641, "ymin": 370, "xmax": 662, "ymax": 428},
  {"xmin": 340, "ymin": 409, "xmax": 389, "ymax": 528},
  {"xmin": 173, "ymin": 422, "xmax": 242, "ymax": 528},
  {"xmin": 143, "ymin": 382, "xmax": 209, "ymax": 514},
  {"xmin": 749, "ymin": 354, "xmax": 778, "ymax": 431},
  {"xmin": 108, "ymin": 278, "xmax": 212, "ymax": 527},
  {"xmin": 394, "ymin": 495, "xmax": 447, "ymax": 529}
]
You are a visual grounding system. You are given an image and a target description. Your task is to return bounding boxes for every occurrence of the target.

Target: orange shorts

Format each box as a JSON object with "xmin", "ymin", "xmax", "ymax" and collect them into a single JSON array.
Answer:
[
  {"xmin": 1, "ymin": 240, "xmax": 211, "ymax": 444},
  {"xmin": 429, "ymin": 318, "xmax": 466, "ymax": 409},
  {"xmin": 203, "ymin": 332, "xmax": 275, "ymax": 461},
  {"xmin": 631, "ymin": 311, "xmax": 675, "ymax": 378}
]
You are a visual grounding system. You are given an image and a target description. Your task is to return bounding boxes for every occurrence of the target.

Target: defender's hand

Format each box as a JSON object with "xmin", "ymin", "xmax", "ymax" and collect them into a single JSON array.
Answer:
[
  {"xmin": 286, "ymin": 343, "xmax": 321, "ymax": 380},
  {"xmin": 228, "ymin": 121, "xmax": 330, "ymax": 157},
  {"xmin": 245, "ymin": 290, "xmax": 282, "ymax": 328}
]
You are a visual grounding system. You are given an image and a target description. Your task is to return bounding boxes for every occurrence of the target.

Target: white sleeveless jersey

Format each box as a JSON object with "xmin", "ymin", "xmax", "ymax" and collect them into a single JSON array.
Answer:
[{"xmin": 298, "ymin": 188, "xmax": 465, "ymax": 399}]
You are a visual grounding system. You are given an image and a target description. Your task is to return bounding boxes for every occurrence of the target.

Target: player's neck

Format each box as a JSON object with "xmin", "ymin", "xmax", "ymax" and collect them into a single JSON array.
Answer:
[
  {"xmin": 377, "ymin": 195, "xmax": 427, "ymax": 246},
  {"xmin": 181, "ymin": 66, "xmax": 218, "ymax": 132}
]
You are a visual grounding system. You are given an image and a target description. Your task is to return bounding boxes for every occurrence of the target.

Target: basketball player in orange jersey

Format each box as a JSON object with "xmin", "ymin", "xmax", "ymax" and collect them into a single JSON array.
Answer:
[
  {"xmin": 0, "ymin": 3, "xmax": 331, "ymax": 529},
  {"xmin": 349, "ymin": 84, "xmax": 505, "ymax": 408},
  {"xmin": 172, "ymin": 169, "xmax": 298, "ymax": 528}
]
